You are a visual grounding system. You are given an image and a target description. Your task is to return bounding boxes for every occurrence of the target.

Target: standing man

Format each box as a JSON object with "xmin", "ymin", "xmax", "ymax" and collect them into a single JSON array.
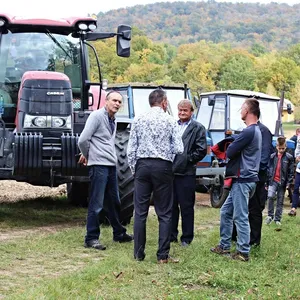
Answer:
[
  {"xmin": 127, "ymin": 89, "xmax": 183, "ymax": 263},
  {"xmin": 78, "ymin": 91, "xmax": 133, "ymax": 251},
  {"xmin": 232, "ymin": 120, "xmax": 273, "ymax": 246},
  {"xmin": 171, "ymin": 100, "xmax": 207, "ymax": 247},
  {"xmin": 211, "ymin": 98, "xmax": 262, "ymax": 262}
]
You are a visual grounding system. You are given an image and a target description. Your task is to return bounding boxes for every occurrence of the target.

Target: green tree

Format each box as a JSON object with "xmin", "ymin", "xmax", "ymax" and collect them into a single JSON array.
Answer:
[{"xmin": 217, "ymin": 50, "xmax": 256, "ymax": 90}]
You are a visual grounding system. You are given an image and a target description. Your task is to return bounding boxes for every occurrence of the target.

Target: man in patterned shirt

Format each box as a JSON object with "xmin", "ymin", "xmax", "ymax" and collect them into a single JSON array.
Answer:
[{"xmin": 127, "ymin": 89, "xmax": 184, "ymax": 264}]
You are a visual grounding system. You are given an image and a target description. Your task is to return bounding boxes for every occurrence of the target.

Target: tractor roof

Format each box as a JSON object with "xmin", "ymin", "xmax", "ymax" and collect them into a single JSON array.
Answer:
[
  {"xmin": 107, "ymin": 82, "xmax": 189, "ymax": 90},
  {"xmin": 0, "ymin": 13, "xmax": 97, "ymax": 35},
  {"xmin": 201, "ymin": 90, "xmax": 280, "ymax": 101}
]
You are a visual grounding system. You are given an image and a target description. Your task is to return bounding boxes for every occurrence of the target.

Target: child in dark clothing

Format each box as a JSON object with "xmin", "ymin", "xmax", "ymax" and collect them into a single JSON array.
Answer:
[{"xmin": 265, "ymin": 137, "xmax": 294, "ymax": 226}]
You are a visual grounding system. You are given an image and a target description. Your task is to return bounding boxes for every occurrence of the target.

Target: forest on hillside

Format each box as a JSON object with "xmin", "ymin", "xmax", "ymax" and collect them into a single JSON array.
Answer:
[
  {"xmin": 90, "ymin": 27, "xmax": 300, "ymax": 109},
  {"xmin": 96, "ymin": 1, "xmax": 300, "ymax": 51}
]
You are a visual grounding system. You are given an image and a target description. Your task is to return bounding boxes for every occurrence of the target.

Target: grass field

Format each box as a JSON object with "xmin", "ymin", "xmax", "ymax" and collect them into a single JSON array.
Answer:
[
  {"xmin": 0, "ymin": 122, "xmax": 299, "ymax": 299},
  {"xmin": 0, "ymin": 195, "xmax": 299, "ymax": 299}
]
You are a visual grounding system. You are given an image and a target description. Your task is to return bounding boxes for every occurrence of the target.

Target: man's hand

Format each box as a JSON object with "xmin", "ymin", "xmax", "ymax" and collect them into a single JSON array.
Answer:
[{"xmin": 78, "ymin": 154, "xmax": 87, "ymax": 166}]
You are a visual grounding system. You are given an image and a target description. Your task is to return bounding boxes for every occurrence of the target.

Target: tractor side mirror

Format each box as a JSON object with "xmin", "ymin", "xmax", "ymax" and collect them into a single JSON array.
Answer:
[
  {"xmin": 117, "ymin": 25, "xmax": 131, "ymax": 57},
  {"xmin": 287, "ymin": 103, "xmax": 292, "ymax": 114}
]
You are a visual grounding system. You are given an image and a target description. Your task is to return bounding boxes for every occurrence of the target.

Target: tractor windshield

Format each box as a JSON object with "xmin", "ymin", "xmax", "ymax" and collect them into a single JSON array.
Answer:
[
  {"xmin": 0, "ymin": 31, "xmax": 82, "ymax": 122},
  {"xmin": 197, "ymin": 93, "xmax": 281, "ymax": 145},
  {"xmin": 131, "ymin": 88, "xmax": 188, "ymax": 118}
]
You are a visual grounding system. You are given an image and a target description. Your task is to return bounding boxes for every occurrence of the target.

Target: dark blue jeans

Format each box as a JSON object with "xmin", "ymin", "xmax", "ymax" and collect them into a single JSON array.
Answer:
[
  {"xmin": 292, "ymin": 172, "xmax": 300, "ymax": 209},
  {"xmin": 85, "ymin": 165, "xmax": 126, "ymax": 243}
]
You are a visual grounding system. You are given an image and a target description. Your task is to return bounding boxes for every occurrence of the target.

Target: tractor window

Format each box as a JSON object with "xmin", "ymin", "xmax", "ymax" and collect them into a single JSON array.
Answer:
[
  {"xmin": 132, "ymin": 89, "xmax": 152, "ymax": 117},
  {"xmin": 210, "ymin": 98, "xmax": 225, "ymax": 130},
  {"xmin": 230, "ymin": 96, "xmax": 279, "ymax": 134},
  {"xmin": 115, "ymin": 89, "xmax": 129, "ymax": 117},
  {"xmin": 229, "ymin": 96, "xmax": 247, "ymax": 131},
  {"xmin": 0, "ymin": 31, "xmax": 82, "ymax": 113},
  {"xmin": 197, "ymin": 97, "xmax": 213, "ymax": 128}
]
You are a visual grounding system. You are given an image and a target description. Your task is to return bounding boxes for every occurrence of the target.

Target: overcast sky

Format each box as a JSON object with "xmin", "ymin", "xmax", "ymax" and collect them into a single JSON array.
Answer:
[{"xmin": 1, "ymin": 0, "xmax": 299, "ymax": 18}]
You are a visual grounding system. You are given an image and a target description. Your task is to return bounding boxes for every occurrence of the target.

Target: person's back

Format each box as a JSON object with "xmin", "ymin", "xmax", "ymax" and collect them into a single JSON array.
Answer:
[
  {"xmin": 128, "ymin": 107, "xmax": 181, "ymax": 165},
  {"xmin": 127, "ymin": 89, "xmax": 183, "ymax": 263}
]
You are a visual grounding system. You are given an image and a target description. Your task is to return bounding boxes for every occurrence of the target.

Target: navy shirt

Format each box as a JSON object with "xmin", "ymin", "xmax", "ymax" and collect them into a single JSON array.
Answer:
[{"xmin": 227, "ymin": 124, "xmax": 262, "ymax": 181}]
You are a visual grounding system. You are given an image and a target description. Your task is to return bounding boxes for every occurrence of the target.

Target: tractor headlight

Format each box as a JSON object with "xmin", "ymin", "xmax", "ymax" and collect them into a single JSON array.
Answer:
[
  {"xmin": 88, "ymin": 24, "xmax": 97, "ymax": 30},
  {"xmin": 0, "ymin": 18, "xmax": 5, "ymax": 27},
  {"xmin": 52, "ymin": 117, "xmax": 65, "ymax": 128},
  {"xmin": 33, "ymin": 116, "xmax": 47, "ymax": 127},
  {"xmin": 24, "ymin": 114, "xmax": 72, "ymax": 129},
  {"xmin": 78, "ymin": 23, "xmax": 88, "ymax": 30}
]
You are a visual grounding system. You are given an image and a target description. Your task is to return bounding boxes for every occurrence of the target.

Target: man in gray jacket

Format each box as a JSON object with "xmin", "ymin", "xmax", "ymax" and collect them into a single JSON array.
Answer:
[{"xmin": 78, "ymin": 91, "xmax": 133, "ymax": 250}]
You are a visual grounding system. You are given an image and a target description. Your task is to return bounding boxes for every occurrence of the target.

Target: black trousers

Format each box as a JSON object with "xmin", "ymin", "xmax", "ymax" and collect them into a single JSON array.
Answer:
[
  {"xmin": 133, "ymin": 158, "xmax": 173, "ymax": 261},
  {"xmin": 171, "ymin": 175, "xmax": 196, "ymax": 244},
  {"xmin": 232, "ymin": 170, "xmax": 267, "ymax": 245}
]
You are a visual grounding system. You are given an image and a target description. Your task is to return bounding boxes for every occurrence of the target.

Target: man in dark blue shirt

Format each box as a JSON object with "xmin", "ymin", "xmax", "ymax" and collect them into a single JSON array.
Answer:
[{"xmin": 211, "ymin": 98, "xmax": 262, "ymax": 262}]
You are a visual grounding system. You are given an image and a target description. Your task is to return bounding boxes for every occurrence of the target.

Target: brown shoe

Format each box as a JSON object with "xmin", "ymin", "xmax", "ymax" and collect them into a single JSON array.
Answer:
[
  {"xmin": 157, "ymin": 256, "xmax": 179, "ymax": 264},
  {"xmin": 288, "ymin": 210, "xmax": 296, "ymax": 216},
  {"xmin": 231, "ymin": 251, "xmax": 249, "ymax": 262},
  {"xmin": 210, "ymin": 245, "xmax": 230, "ymax": 256}
]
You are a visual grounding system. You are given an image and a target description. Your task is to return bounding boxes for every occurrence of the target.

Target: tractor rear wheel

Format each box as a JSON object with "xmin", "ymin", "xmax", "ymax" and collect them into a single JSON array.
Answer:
[{"xmin": 114, "ymin": 128, "xmax": 134, "ymax": 225}]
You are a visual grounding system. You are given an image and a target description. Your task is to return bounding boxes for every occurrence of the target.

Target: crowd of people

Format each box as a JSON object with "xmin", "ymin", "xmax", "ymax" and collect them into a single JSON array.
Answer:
[{"xmin": 78, "ymin": 89, "xmax": 299, "ymax": 263}]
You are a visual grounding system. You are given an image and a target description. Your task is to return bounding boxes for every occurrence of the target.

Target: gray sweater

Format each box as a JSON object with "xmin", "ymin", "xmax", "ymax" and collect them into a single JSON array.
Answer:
[{"xmin": 78, "ymin": 107, "xmax": 117, "ymax": 166}]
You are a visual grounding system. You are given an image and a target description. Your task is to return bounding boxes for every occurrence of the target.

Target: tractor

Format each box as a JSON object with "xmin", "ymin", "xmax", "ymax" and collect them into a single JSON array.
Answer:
[
  {"xmin": 195, "ymin": 90, "xmax": 295, "ymax": 208},
  {"xmin": 0, "ymin": 13, "xmax": 133, "ymax": 223}
]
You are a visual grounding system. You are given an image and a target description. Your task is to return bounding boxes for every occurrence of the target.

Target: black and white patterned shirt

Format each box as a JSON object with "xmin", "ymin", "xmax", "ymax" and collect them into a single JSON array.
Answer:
[{"xmin": 127, "ymin": 106, "xmax": 184, "ymax": 173}]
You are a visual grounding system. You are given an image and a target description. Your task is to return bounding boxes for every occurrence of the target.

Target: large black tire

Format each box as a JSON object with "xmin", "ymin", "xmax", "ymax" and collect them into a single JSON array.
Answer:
[
  {"xmin": 67, "ymin": 182, "xmax": 89, "ymax": 207},
  {"xmin": 209, "ymin": 175, "xmax": 229, "ymax": 208},
  {"xmin": 115, "ymin": 129, "xmax": 134, "ymax": 225}
]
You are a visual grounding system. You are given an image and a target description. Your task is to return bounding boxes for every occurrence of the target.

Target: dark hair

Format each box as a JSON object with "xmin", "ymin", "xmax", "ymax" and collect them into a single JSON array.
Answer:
[
  {"xmin": 149, "ymin": 89, "xmax": 167, "ymax": 106},
  {"xmin": 106, "ymin": 90, "xmax": 123, "ymax": 100},
  {"xmin": 178, "ymin": 99, "xmax": 194, "ymax": 111},
  {"xmin": 277, "ymin": 136, "xmax": 286, "ymax": 146},
  {"xmin": 244, "ymin": 98, "xmax": 260, "ymax": 118}
]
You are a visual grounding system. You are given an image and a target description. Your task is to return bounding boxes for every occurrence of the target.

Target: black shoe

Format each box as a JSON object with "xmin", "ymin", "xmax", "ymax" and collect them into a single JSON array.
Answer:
[
  {"xmin": 170, "ymin": 238, "xmax": 178, "ymax": 243},
  {"xmin": 181, "ymin": 241, "xmax": 190, "ymax": 247},
  {"xmin": 84, "ymin": 240, "xmax": 106, "ymax": 250},
  {"xmin": 134, "ymin": 255, "xmax": 145, "ymax": 262},
  {"xmin": 113, "ymin": 233, "xmax": 133, "ymax": 243}
]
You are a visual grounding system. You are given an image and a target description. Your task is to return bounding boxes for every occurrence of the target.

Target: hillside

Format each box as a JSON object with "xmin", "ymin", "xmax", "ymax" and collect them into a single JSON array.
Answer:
[{"xmin": 96, "ymin": 1, "xmax": 300, "ymax": 50}]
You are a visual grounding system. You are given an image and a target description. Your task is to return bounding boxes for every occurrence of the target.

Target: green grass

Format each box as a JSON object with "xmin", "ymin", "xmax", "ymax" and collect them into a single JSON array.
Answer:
[{"xmin": 1, "ymin": 196, "xmax": 300, "ymax": 299}]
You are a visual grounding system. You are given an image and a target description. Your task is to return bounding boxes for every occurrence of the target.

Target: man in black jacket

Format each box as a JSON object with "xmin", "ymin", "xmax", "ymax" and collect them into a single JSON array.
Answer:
[{"xmin": 171, "ymin": 100, "xmax": 207, "ymax": 246}]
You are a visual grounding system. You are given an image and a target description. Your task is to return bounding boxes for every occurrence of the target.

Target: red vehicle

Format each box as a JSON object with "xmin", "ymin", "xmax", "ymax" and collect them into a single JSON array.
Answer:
[{"xmin": 0, "ymin": 14, "xmax": 133, "ymax": 223}]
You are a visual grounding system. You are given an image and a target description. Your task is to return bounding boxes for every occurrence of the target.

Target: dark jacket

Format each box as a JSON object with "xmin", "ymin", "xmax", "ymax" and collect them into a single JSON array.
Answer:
[
  {"xmin": 225, "ymin": 124, "xmax": 262, "ymax": 182},
  {"xmin": 257, "ymin": 121, "xmax": 273, "ymax": 172},
  {"xmin": 268, "ymin": 151, "xmax": 294, "ymax": 186},
  {"xmin": 173, "ymin": 119, "xmax": 207, "ymax": 176}
]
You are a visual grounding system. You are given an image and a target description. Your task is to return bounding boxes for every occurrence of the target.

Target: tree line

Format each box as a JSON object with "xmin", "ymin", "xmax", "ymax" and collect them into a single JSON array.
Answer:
[{"xmin": 90, "ymin": 28, "xmax": 300, "ymax": 106}]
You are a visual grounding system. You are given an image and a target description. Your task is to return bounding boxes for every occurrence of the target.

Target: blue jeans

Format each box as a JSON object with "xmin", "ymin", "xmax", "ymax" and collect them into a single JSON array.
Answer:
[
  {"xmin": 219, "ymin": 181, "xmax": 256, "ymax": 254},
  {"xmin": 292, "ymin": 173, "xmax": 300, "ymax": 209},
  {"xmin": 85, "ymin": 165, "xmax": 126, "ymax": 243},
  {"xmin": 267, "ymin": 181, "xmax": 286, "ymax": 222}
]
